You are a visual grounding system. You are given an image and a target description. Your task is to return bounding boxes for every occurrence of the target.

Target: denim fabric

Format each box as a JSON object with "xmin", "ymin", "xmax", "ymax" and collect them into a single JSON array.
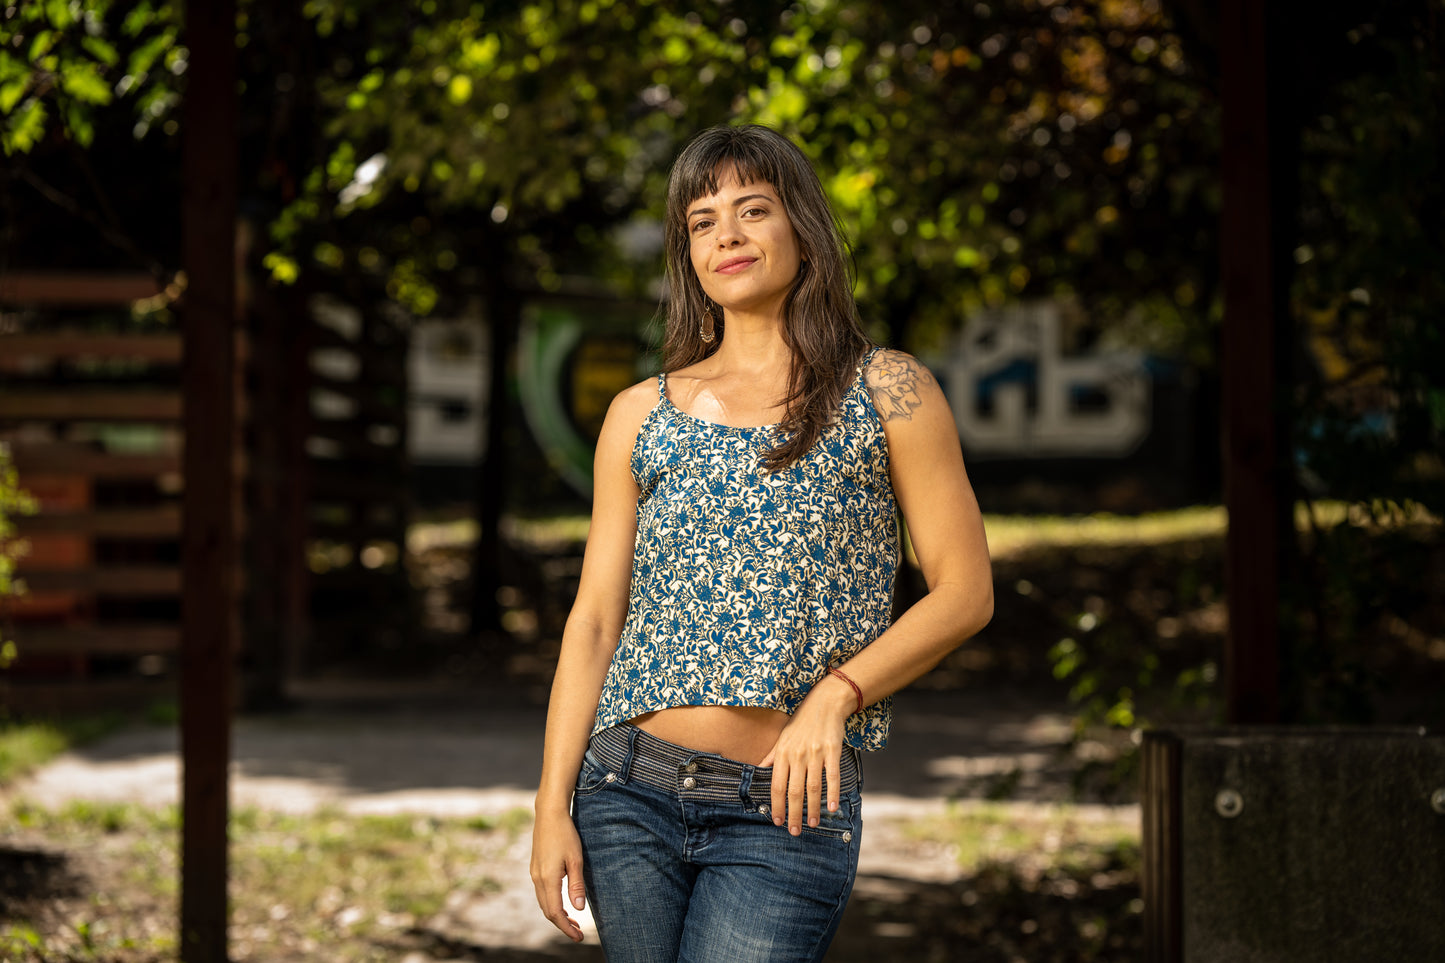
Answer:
[{"xmin": 573, "ymin": 724, "xmax": 862, "ymax": 963}]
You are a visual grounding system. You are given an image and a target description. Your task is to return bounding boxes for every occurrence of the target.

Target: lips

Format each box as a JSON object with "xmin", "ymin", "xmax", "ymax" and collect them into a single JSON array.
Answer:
[{"xmin": 715, "ymin": 256, "xmax": 757, "ymax": 274}]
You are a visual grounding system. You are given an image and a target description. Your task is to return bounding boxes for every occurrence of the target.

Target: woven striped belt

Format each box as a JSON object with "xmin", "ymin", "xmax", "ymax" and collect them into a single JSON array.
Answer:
[{"xmin": 586, "ymin": 723, "xmax": 860, "ymax": 806}]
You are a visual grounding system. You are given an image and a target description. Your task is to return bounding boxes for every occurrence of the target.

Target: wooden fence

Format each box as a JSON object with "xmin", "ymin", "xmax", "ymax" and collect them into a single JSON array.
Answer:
[
  {"xmin": 0, "ymin": 273, "xmax": 228, "ymax": 712},
  {"xmin": 0, "ymin": 273, "xmax": 413, "ymax": 713}
]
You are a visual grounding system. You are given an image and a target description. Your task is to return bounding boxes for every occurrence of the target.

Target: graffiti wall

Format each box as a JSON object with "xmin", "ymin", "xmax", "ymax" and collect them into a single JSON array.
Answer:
[
  {"xmin": 409, "ymin": 300, "xmax": 1213, "ymax": 512},
  {"xmin": 933, "ymin": 301, "xmax": 1151, "ymax": 460}
]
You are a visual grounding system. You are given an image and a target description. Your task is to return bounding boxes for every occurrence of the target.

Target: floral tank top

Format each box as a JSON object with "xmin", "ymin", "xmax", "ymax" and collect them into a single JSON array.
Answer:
[{"xmin": 592, "ymin": 348, "xmax": 899, "ymax": 751}]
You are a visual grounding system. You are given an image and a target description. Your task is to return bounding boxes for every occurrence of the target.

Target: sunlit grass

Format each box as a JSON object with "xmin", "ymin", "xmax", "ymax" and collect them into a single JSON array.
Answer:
[
  {"xmin": 0, "ymin": 801, "xmax": 531, "ymax": 963},
  {"xmin": 903, "ymin": 802, "xmax": 1140, "ymax": 876},
  {"xmin": 982, "ymin": 500, "xmax": 1438, "ymax": 560},
  {"xmin": 0, "ymin": 714, "xmax": 125, "ymax": 787},
  {"xmin": 404, "ymin": 501, "xmax": 1440, "ymax": 562},
  {"xmin": 406, "ymin": 514, "xmax": 594, "ymax": 554},
  {"xmin": 983, "ymin": 507, "xmax": 1227, "ymax": 559}
]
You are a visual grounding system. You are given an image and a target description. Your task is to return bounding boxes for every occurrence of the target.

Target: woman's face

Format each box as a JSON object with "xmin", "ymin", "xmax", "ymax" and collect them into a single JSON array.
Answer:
[{"xmin": 685, "ymin": 162, "xmax": 803, "ymax": 321}]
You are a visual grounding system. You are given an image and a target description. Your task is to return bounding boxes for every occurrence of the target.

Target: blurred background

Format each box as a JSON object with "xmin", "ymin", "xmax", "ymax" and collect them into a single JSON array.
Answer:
[
  {"xmin": 0, "ymin": 1, "xmax": 1442, "ymax": 957},
  {"xmin": 3, "ymin": 0, "xmax": 1443, "ymax": 726},
  {"xmin": 4, "ymin": 0, "xmax": 1440, "ymax": 723}
]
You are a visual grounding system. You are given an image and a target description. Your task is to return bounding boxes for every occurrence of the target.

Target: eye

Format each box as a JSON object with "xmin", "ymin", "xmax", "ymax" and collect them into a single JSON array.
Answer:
[
  {"xmin": 690, "ymin": 219, "xmax": 713, "ymax": 233},
  {"xmin": 743, "ymin": 206, "xmax": 767, "ymax": 218}
]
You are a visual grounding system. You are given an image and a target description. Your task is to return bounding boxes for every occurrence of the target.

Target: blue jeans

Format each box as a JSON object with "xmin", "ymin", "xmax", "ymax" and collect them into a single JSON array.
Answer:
[{"xmin": 573, "ymin": 724, "xmax": 863, "ymax": 963}]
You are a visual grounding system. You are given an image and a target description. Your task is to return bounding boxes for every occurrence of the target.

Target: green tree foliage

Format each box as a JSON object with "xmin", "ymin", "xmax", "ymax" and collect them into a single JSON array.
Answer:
[
  {"xmin": 4, "ymin": 0, "xmax": 1218, "ymax": 351},
  {"xmin": 755, "ymin": 1, "xmax": 1216, "ymax": 352},
  {"xmin": 272, "ymin": 0, "xmax": 1215, "ymax": 355},
  {"xmin": 0, "ymin": 0, "xmax": 181, "ymax": 153}
]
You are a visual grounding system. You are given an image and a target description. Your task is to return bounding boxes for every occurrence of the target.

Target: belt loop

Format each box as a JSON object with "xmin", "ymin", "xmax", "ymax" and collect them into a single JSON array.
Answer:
[
  {"xmin": 618, "ymin": 724, "xmax": 639, "ymax": 784},
  {"xmin": 738, "ymin": 765, "xmax": 754, "ymax": 806}
]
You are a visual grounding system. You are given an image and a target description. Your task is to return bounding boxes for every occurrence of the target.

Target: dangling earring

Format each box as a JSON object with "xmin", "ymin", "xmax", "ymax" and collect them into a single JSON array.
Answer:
[{"xmin": 700, "ymin": 304, "xmax": 717, "ymax": 344}]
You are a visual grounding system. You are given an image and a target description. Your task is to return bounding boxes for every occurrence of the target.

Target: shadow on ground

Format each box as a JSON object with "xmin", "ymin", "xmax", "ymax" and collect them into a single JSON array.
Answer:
[
  {"xmin": 0, "ymin": 847, "xmax": 81, "ymax": 920},
  {"xmin": 831, "ymin": 853, "xmax": 1142, "ymax": 963},
  {"xmin": 362, "ymin": 854, "xmax": 1144, "ymax": 963}
]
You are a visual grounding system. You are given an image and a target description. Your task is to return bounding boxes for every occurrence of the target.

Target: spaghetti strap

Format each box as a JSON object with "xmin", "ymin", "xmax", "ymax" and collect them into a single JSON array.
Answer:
[
  {"xmin": 658, "ymin": 372, "xmax": 668, "ymax": 400},
  {"xmin": 855, "ymin": 345, "xmax": 881, "ymax": 382}
]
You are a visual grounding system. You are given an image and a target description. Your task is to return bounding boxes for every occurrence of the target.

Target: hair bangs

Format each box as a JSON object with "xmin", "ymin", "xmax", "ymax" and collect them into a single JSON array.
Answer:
[{"xmin": 669, "ymin": 131, "xmax": 789, "ymax": 217}]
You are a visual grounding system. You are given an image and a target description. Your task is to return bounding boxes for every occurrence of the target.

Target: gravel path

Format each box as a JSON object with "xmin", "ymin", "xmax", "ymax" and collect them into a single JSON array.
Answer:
[{"xmin": 6, "ymin": 684, "xmax": 1138, "ymax": 958}]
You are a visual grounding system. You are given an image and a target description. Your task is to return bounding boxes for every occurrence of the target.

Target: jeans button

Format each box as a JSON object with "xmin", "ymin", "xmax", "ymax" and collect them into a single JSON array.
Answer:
[
  {"xmin": 758, "ymin": 804, "xmax": 769, "ymax": 815},
  {"xmin": 684, "ymin": 761, "xmax": 698, "ymax": 773},
  {"xmin": 604, "ymin": 773, "xmax": 616, "ymax": 783},
  {"xmin": 841, "ymin": 831, "xmax": 853, "ymax": 842},
  {"xmin": 682, "ymin": 776, "xmax": 697, "ymax": 789}
]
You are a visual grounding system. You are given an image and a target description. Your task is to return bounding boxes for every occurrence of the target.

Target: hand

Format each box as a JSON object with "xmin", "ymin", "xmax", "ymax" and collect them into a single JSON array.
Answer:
[
  {"xmin": 759, "ymin": 676, "xmax": 855, "ymax": 835},
  {"xmin": 529, "ymin": 808, "xmax": 587, "ymax": 942}
]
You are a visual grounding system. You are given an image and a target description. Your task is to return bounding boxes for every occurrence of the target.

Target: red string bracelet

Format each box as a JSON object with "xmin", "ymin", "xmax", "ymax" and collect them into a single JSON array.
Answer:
[{"xmin": 828, "ymin": 666, "xmax": 864, "ymax": 715}]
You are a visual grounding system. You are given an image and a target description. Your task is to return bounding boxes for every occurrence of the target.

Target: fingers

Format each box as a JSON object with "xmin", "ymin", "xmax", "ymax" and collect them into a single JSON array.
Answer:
[
  {"xmin": 567, "ymin": 852, "xmax": 587, "ymax": 912},
  {"xmin": 805, "ymin": 766, "xmax": 823, "ymax": 829},
  {"xmin": 530, "ymin": 868, "xmax": 583, "ymax": 942},
  {"xmin": 787, "ymin": 763, "xmax": 807, "ymax": 835},
  {"xmin": 530, "ymin": 829, "xmax": 586, "ymax": 943},
  {"xmin": 763, "ymin": 712, "xmax": 847, "ymax": 833},
  {"xmin": 770, "ymin": 759, "xmax": 788, "ymax": 828}
]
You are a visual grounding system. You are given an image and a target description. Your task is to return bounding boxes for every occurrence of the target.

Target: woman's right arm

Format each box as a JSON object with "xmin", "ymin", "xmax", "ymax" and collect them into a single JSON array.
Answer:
[{"xmin": 529, "ymin": 381, "xmax": 654, "ymax": 942}]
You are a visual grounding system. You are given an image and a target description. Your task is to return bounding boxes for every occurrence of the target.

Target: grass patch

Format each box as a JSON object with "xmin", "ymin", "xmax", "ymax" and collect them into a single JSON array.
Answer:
[
  {"xmin": 407, "ymin": 514, "xmax": 595, "ymax": 554},
  {"xmin": 0, "ymin": 714, "xmax": 126, "ymax": 787},
  {"xmin": 0, "ymin": 801, "xmax": 523, "ymax": 963},
  {"xmin": 407, "ymin": 507, "xmax": 1236, "ymax": 567},
  {"xmin": 977, "ymin": 500, "xmax": 1439, "ymax": 560},
  {"xmin": 903, "ymin": 803, "xmax": 1140, "ymax": 877},
  {"xmin": 982, "ymin": 506, "xmax": 1228, "ymax": 558}
]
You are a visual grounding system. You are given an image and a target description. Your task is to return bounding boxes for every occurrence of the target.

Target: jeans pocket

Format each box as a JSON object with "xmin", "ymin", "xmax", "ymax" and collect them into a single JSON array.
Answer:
[
  {"xmin": 573, "ymin": 749, "xmax": 616, "ymax": 797},
  {"xmin": 800, "ymin": 792, "xmax": 859, "ymax": 841}
]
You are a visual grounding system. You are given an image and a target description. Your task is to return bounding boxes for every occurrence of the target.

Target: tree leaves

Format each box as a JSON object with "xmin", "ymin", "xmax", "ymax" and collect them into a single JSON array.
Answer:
[
  {"xmin": 59, "ymin": 61, "xmax": 111, "ymax": 105},
  {"xmin": 2, "ymin": 97, "xmax": 48, "ymax": 154},
  {"xmin": 0, "ymin": 0, "xmax": 180, "ymax": 154}
]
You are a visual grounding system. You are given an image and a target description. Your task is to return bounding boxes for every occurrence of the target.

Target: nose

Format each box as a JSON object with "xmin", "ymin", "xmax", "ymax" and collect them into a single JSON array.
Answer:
[{"xmin": 715, "ymin": 212, "xmax": 744, "ymax": 247}]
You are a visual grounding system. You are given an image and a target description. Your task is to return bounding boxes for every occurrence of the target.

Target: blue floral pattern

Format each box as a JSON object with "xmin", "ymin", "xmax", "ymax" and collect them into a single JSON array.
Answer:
[{"xmin": 592, "ymin": 349, "xmax": 899, "ymax": 750}]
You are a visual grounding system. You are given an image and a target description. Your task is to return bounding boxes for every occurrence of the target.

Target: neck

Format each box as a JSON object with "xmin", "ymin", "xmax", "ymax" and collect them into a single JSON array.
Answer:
[{"xmin": 715, "ymin": 305, "xmax": 791, "ymax": 367}]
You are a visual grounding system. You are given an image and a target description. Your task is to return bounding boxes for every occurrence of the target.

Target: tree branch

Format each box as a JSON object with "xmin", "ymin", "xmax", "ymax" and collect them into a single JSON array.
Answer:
[{"xmin": 16, "ymin": 165, "xmax": 171, "ymax": 280}]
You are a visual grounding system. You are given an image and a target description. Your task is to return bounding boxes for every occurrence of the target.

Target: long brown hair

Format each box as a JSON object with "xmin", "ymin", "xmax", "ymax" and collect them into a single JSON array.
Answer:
[{"xmin": 661, "ymin": 125, "xmax": 871, "ymax": 472}]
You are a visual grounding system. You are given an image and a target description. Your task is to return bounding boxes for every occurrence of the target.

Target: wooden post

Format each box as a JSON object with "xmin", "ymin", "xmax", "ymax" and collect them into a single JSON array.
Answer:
[
  {"xmin": 1141, "ymin": 730, "xmax": 1183, "ymax": 962},
  {"xmin": 180, "ymin": 0, "xmax": 237, "ymax": 959},
  {"xmin": 1218, "ymin": 0, "xmax": 1282, "ymax": 724}
]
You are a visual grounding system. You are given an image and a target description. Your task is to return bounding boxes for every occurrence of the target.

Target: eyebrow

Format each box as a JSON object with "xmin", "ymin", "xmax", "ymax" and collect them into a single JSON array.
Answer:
[{"xmin": 686, "ymin": 193, "xmax": 776, "ymax": 221}]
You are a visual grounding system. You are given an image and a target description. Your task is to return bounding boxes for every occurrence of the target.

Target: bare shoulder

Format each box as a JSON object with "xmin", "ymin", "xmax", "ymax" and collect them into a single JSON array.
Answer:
[
  {"xmin": 595, "ymin": 376, "xmax": 661, "ymax": 453},
  {"xmin": 864, "ymin": 348, "xmax": 943, "ymax": 423},
  {"xmin": 612, "ymin": 376, "xmax": 663, "ymax": 416}
]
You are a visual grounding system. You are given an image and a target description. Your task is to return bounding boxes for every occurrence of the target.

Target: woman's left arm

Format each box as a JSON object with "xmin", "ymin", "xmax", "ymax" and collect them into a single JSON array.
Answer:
[{"xmin": 763, "ymin": 348, "xmax": 993, "ymax": 834}]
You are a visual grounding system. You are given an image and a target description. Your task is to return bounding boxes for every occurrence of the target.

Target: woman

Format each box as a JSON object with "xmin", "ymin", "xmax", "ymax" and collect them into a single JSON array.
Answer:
[{"xmin": 530, "ymin": 124, "xmax": 993, "ymax": 962}]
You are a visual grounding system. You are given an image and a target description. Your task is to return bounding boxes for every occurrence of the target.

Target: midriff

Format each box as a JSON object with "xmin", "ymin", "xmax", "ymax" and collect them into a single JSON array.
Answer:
[{"xmin": 630, "ymin": 705, "xmax": 790, "ymax": 765}]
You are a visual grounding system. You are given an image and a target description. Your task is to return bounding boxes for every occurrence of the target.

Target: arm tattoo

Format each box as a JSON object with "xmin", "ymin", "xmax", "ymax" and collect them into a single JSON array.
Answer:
[{"xmin": 865, "ymin": 350, "xmax": 935, "ymax": 422}]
